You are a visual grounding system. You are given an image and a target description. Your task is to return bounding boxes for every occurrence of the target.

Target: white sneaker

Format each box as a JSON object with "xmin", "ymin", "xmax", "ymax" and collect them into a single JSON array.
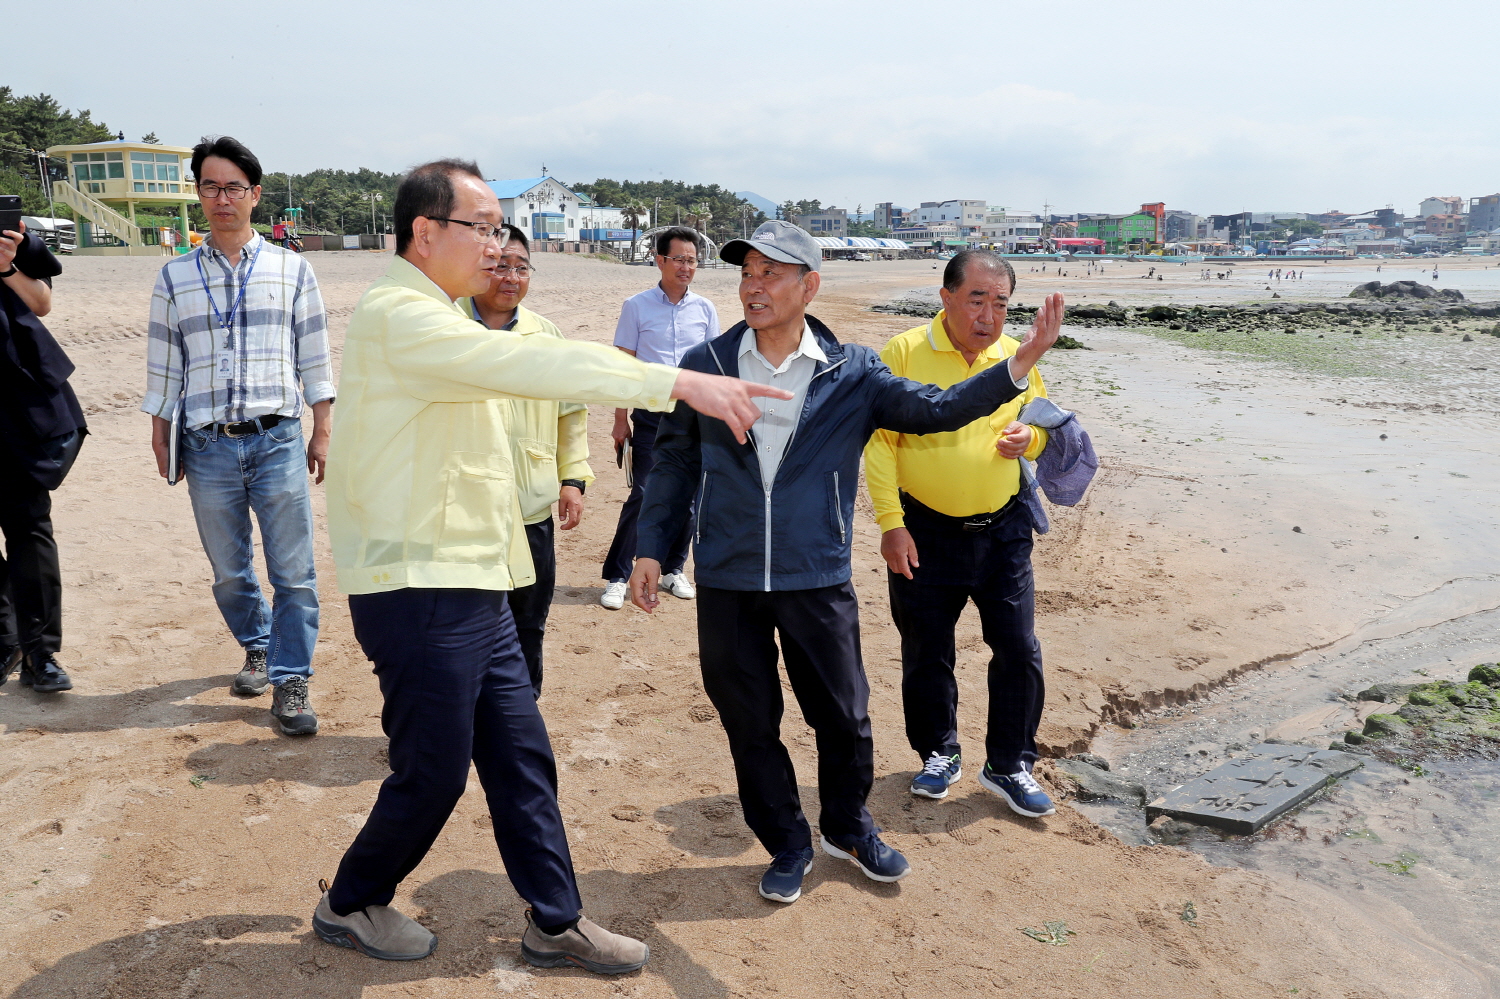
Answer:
[
  {"xmin": 660, "ymin": 572, "xmax": 696, "ymax": 600},
  {"xmin": 600, "ymin": 580, "xmax": 628, "ymax": 610}
]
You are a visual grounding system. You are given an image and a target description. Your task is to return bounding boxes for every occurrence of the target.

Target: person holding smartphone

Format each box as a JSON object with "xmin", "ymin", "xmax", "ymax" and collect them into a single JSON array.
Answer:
[{"xmin": 0, "ymin": 215, "xmax": 87, "ymax": 693}]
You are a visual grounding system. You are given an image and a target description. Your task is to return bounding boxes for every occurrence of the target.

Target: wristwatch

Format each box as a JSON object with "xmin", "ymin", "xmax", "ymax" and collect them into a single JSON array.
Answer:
[{"xmin": 560, "ymin": 478, "xmax": 587, "ymax": 495}]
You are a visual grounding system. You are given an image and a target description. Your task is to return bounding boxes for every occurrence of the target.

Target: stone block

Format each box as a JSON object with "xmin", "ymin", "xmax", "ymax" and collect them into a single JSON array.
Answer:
[
  {"xmin": 1145, "ymin": 744, "xmax": 1362, "ymax": 835},
  {"xmin": 1053, "ymin": 758, "xmax": 1147, "ymax": 805}
]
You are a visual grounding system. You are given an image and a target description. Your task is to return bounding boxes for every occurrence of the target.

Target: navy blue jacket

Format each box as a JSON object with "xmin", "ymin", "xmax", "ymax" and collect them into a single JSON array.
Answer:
[
  {"xmin": 0, "ymin": 232, "xmax": 86, "ymax": 489},
  {"xmin": 636, "ymin": 315, "xmax": 1028, "ymax": 591}
]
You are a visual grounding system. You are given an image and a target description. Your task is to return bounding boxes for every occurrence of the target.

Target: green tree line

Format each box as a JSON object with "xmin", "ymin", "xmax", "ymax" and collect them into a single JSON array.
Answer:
[
  {"xmin": 569, "ymin": 178, "xmax": 768, "ymax": 246},
  {"xmin": 0, "ymin": 88, "xmax": 117, "ymax": 216}
]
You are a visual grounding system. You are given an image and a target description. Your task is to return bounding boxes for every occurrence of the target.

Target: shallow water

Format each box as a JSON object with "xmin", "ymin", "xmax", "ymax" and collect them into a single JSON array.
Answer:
[{"xmin": 1081, "ymin": 597, "xmax": 1500, "ymax": 989}]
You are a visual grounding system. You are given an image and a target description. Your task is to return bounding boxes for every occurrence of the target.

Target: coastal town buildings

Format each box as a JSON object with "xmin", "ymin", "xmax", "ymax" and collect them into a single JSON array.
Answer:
[
  {"xmin": 793, "ymin": 206, "xmax": 849, "ymax": 236},
  {"xmin": 912, "ymin": 199, "xmax": 987, "ymax": 235},
  {"xmin": 1418, "ymin": 195, "xmax": 1465, "ymax": 218},
  {"xmin": 1470, "ymin": 194, "xmax": 1500, "ymax": 232}
]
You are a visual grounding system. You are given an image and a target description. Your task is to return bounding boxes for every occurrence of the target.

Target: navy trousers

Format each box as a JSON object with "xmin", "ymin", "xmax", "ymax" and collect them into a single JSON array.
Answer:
[
  {"xmin": 601, "ymin": 410, "xmax": 692, "ymax": 581},
  {"xmin": 0, "ymin": 474, "xmax": 62, "ymax": 657},
  {"xmin": 697, "ymin": 582, "xmax": 876, "ymax": 856},
  {"xmin": 508, "ymin": 517, "xmax": 555, "ymax": 698},
  {"xmin": 328, "ymin": 587, "xmax": 582, "ymax": 926},
  {"xmin": 887, "ymin": 496, "xmax": 1045, "ymax": 774}
]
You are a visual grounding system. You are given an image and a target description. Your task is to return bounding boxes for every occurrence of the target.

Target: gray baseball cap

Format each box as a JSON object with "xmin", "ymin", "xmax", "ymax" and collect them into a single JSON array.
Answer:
[{"xmin": 719, "ymin": 220, "xmax": 822, "ymax": 272}]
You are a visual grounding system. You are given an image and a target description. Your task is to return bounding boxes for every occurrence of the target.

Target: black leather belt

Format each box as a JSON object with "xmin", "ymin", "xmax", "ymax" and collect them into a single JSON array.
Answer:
[
  {"xmin": 214, "ymin": 414, "xmax": 289, "ymax": 438},
  {"xmin": 901, "ymin": 492, "xmax": 1016, "ymax": 533}
]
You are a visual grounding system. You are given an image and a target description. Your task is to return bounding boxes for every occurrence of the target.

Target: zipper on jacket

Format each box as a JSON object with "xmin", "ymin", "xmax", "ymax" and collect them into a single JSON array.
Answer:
[
  {"xmin": 760, "ymin": 354, "xmax": 847, "ymax": 593},
  {"xmin": 696, "ymin": 470, "xmax": 707, "ymax": 544},
  {"xmin": 832, "ymin": 470, "xmax": 846, "ymax": 545}
]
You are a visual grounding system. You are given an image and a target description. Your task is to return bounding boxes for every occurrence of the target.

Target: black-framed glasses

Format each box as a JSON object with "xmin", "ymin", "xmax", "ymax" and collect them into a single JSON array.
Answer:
[
  {"xmin": 662, "ymin": 253, "xmax": 699, "ymax": 266},
  {"xmin": 199, "ymin": 183, "xmax": 254, "ymax": 200},
  {"xmin": 495, "ymin": 264, "xmax": 532, "ymax": 277},
  {"xmin": 426, "ymin": 217, "xmax": 509, "ymax": 244}
]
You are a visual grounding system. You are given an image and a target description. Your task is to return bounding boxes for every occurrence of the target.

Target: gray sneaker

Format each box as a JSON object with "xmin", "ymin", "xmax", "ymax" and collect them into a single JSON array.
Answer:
[
  {"xmin": 520, "ymin": 911, "xmax": 649, "ymax": 974},
  {"xmin": 313, "ymin": 883, "xmax": 436, "ymax": 961},
  {"xmin": 271, "ymin": 676, "xmax": 319, "ymax": 736},
  {"xmin": 232, "ymin": 649, "xmax": 270, "ymax": 696}
]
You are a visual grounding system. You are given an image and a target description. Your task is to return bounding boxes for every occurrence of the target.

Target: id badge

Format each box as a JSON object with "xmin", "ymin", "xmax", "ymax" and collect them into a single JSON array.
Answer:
[{"xmin": 213, "ymin": 349, "xmax": 234, "ymax": 384}]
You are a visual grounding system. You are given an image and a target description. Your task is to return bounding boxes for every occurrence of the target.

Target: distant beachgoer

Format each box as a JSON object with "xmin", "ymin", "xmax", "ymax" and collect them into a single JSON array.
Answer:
[{"xmin": 143, "ymin": 135, "xmax": 329, "ymax": 736}]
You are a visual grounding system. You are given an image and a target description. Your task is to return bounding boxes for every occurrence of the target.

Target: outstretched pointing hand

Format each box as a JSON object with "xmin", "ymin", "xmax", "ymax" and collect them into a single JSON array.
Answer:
[
  {"xmin": 1010, "ymin": 292, "xmax": 1065, "ymax": 381},
  {"xmin": 671, "ymin": 369, "xmax": 792, "ymax": 444}
]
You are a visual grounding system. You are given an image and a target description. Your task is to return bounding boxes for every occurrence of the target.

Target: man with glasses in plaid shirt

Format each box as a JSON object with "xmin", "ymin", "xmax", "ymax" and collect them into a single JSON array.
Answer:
[{"xmin": 141, "ymin": 135, "xmax": 331, "ymax": 736}]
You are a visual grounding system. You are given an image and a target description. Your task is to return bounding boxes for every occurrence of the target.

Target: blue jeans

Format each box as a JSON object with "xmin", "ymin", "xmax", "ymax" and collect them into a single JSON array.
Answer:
[{"xmin": 181, "ymin": 419, "xmax": 318, "ymax": 685}]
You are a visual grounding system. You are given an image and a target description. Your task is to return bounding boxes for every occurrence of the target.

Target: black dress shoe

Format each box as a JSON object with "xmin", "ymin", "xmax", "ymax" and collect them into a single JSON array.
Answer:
[
  {"xmin": 21, "ymin": 652, "xmax": 73, "ymax": 693},
  {"xmin": 0, "ymin": 645, "xmax": 20, "ymax": 687}
]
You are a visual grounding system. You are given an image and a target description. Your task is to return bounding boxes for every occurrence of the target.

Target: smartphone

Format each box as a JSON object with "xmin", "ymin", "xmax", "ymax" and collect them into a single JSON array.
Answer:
[{"xmin": 0, "ymin": 195, "xmax": 22, "ymax": 238}]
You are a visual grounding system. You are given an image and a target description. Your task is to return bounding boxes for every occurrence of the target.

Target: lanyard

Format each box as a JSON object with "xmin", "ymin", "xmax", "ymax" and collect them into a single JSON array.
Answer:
[{"xmin": 196, "ymin": 240, "xmax": 262, "ymax": 347}]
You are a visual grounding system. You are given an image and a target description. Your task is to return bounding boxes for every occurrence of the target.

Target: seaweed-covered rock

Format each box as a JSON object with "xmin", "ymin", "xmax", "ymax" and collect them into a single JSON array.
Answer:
[
  {"xmin": 1349, "ymin": 280, "xmax": 1464, "ymax": 302},
  {"xmin": 1468, "ymin": 663, "xmax": 1500, "ymax": 687},
  {"xmin": 1357, "ymin": 681, "xmax": 1421, "ymax": 702},
  {"xmin": 1363, "ymin": 713, "xmax": 1413, "ymax": 738}
]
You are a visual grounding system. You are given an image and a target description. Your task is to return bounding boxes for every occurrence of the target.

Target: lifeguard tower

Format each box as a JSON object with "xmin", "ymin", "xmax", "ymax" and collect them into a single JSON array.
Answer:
[{"xmin": 44, "ymin": 140, "xmax": 196, "ymax": 255}]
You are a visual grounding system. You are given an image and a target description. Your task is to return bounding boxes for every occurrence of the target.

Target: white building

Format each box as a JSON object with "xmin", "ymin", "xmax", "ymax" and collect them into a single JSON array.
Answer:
[
  {"xmin": 1419, "ymin": 196, "xmax": 1464, "ymax": 218},
  {"xmin": 488, "ymin": 176, "xmax": 583, "ymax": 242},
  {"xmin": 914, "ymin": 199, "xmax": 988, "ymax": 232},
  {"xmin": 980, "ymin": 209, "xmax": 1043, "ymax": 249}
]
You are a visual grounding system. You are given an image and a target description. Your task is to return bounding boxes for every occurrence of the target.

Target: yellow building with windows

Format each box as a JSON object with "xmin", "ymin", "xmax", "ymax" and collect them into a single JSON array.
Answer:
[{"xmin": 45, "ymin": 140, "xmax": 196, "ymax": 255}]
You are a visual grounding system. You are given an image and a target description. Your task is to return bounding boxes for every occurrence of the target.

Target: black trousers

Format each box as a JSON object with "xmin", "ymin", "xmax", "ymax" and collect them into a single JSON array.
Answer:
[
  {"xmin": 0, "ymin": 473, "xmax": 62, "ymax": 656},
  {"xmin": 328, "ymin": 587, "xmax": 583, "ymax": 926},
  {"xmin": 601, "ymin": 409, "xmax": 692, "ymax": 581},
  {"xmin": 509, "ymin": 517, "xmax": 555, "ymax": 698},
  {"xmin": 888, "ymin": 497, "xmax": 1045, "ymax": 774},
  {"xmin": 697, "ymin": 582, "xmax": 875, "ymax": 855}
]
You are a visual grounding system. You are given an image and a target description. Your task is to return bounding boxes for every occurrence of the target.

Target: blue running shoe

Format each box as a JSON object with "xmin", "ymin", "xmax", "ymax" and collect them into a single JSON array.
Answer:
[
  {"xmin": 979, "ymin": 763, "xmax": 1056, "ymax": 818},
  {"xmin": 758, "ymin": 847, "xmax": 815, "ymax": 903},
  {"xmin": 820, "ymin": 831, "xmax": 911, "ymax": 883},
  {"xmin": 910, "ymin": 751, "xmax": 962, "ymax": 799}
]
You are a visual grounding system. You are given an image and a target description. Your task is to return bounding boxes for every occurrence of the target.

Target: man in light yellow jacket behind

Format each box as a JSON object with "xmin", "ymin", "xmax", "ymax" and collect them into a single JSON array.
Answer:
[
  {"xmin": 458, "ymin": 224, "xmax": 587, "ymax": 698},
  {"xmin": 312, "ymin": 158, "xmax": 789, "ymax": 974}
]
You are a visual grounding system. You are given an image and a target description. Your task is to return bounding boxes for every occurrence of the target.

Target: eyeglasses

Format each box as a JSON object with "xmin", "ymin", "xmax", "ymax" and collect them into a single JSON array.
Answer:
[
  {"xmin": 495, "ymin": 264, "xmax": 532, "ymax": 277},
  {"xmin": 661, "ymin": 254, "xmax": 699, "ymax": 266},
  {"xmin": 426, "ymin": 217, "xmax": 509, "ymax": 244},
  {"xmin": 198, "ymin": 183, "xmax": 254, "ymax": 200}
]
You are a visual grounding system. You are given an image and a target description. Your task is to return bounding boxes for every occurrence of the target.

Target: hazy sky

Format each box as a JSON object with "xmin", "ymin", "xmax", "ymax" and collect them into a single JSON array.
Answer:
[{"xmin": 11, "ymin": 0, "xmax": 1497, "ymax": 217}]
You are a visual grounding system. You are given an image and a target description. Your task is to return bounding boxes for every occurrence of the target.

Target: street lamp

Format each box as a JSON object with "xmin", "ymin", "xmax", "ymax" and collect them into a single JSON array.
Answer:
[{"xmin": 364, "ymin": 192, "xmax": 383, "ymax": 234}]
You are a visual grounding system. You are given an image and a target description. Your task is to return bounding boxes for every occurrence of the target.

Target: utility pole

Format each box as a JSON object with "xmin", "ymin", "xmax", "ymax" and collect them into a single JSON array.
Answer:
[
  {"xmin": 741, "ymin": 203, "xmax": 751, "ymax": 239},
  {"xmin": 36, "ymin": 150, "xmax": 57, "ymax": 225}
]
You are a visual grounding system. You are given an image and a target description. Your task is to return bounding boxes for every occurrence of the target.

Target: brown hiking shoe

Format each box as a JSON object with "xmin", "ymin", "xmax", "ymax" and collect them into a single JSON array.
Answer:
[
  {"xmin": 520, "ymin": 911, "xmax": 648, "ymax": 974},
  {"xmin": 312, "ymin": 884, "xmax": 436, "ymax": 961}
]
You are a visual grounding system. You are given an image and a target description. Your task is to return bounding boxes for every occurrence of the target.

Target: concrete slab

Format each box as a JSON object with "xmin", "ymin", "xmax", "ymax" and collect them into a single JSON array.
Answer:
[{"xmin": 1145, "ymin": 743, "xmax": 1363, "ymax": 834}]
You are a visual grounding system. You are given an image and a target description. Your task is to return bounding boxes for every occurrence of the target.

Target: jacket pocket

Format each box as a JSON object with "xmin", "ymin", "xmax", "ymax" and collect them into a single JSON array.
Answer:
[
  {"xmin": 518, "ymin": 437, "xmax": 556, "ymax": 466},
  {"xmin": 434, "ymin": 455, "xmax": 512, "ymax": 564}
]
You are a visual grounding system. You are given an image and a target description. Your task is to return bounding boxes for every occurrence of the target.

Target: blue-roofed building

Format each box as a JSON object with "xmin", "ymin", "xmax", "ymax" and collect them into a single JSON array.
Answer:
[{"xmin": 487, "ymin": 176, "xmax": 583, "ymax": 243}]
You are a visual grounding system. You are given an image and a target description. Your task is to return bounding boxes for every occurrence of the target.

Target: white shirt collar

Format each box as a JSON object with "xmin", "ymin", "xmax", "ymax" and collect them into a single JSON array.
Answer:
[{"xmin": 738, "ymin": 322, "xmax": 828, "ymax": 369}]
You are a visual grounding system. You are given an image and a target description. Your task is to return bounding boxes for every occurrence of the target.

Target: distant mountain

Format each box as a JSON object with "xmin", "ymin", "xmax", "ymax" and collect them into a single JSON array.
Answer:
[{"xmin": 736, "ymin": 191, "xmax": 778, "ymax": 216}]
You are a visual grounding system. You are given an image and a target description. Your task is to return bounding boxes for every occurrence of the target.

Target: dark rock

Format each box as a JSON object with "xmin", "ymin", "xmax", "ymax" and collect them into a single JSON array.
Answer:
[
  {"xmin": 1356, "ymin": 681, "xmax": 1420, "ymax": 702},
  {"xmin": 1052, "ymin": 758, "xmax": 1147, "ymax": 804},
  {"xmin": 1068, "ymin": 752, "xmax": 1111, "ymax": 771},
  {"xmin": 1148, "ymin": 815, "xmax": 1197, "ymax": 845}
]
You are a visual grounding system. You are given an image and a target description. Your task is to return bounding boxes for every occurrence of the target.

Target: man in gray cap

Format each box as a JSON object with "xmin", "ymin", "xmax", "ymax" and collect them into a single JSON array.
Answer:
[{"xmin": 628, "ymin": 221, "xmax": 1063, "ymax": 905}]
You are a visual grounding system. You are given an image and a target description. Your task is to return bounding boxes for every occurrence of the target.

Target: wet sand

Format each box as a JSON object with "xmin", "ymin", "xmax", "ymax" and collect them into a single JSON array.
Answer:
[{"xmin": 2, "ymin": 252, "xmax": 1496, "ymax": 997}]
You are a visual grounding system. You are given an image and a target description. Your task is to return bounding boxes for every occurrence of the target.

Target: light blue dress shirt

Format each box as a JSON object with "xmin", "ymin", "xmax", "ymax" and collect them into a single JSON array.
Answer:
[{"xmin": 612, "ymin": 284, "xmax": 720, "ymax": 366}]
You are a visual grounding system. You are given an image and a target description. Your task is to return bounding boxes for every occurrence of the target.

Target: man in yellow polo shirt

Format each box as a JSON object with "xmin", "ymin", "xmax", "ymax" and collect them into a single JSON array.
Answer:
[
  {"xmin": 459, "ymin": 224, "xmax": 590, "ymax": 698},
  {"xmin": 313, "ymin": 158, "xmax": 787, "ymax": 973},
  {"xmin": 864, "ymin": 249, "xmax": 1061, "ymax": 820}
]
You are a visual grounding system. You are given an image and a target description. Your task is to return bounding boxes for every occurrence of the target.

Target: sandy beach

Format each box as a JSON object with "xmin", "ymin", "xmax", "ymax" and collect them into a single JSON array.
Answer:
[{"xmin": 3, "ymin": 251, "xmax": 1498, "ymax": 998}]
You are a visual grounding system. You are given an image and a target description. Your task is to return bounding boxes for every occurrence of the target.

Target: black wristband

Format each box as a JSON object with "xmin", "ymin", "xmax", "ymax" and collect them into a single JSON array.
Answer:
[
  {"xmin": 559, "ymin": 478, "xmax": 587, "ymax": 495},
  {"xmin": 0, "ymin": 265, "xmax": 16, "ymax": 279}
]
